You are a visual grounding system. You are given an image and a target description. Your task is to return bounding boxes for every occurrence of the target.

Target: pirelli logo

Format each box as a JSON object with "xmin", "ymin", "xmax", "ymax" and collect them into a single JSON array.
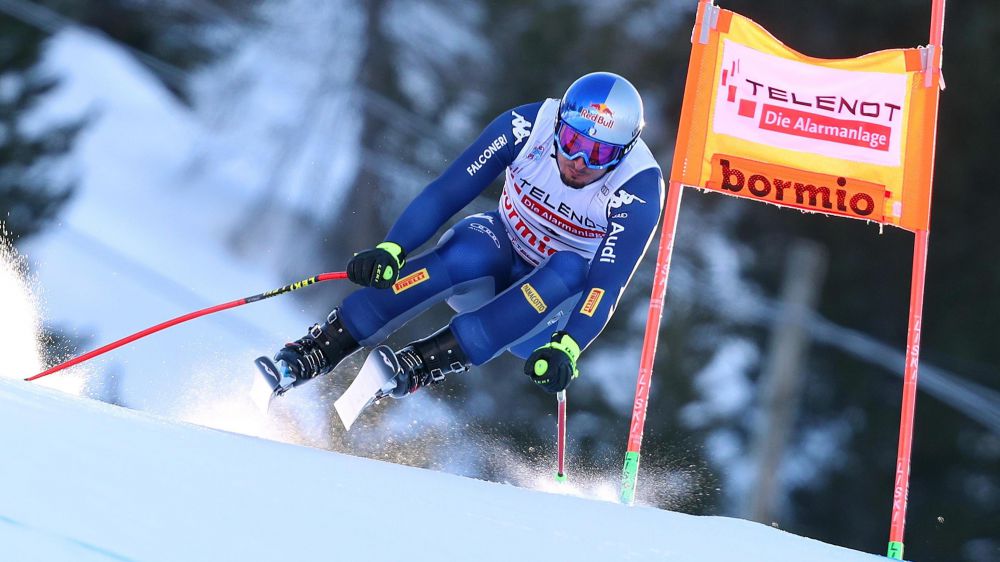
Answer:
[
  {"xmin": 520, "ymin": 283, "xmax": 547, "ymax": 313},
  {"xmin": 580, "ymin": 288, "xmax": 605, "ymax": 317},
  {"xmin": 392, "ymin": 268, "xmax": 430, "ymax": 294}
]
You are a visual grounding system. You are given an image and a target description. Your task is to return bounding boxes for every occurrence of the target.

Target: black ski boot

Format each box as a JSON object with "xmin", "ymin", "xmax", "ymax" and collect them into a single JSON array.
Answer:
[
  {"xmin": 271, "ymin": 308, "xmax": 361, "ymax": 393},
  {"xmin": 384, "ymin": 327, "xmax": 471, "ymax": 398}
]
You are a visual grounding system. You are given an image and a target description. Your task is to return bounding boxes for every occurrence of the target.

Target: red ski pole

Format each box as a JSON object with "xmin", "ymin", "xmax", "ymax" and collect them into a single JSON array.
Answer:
[
  {"xmin": 25, "ymin": 272, "xmax": 348, "ymax": 382},
  {"xmin": 556, "ymin": 390, "xmax": 567, "ymax": 482}
]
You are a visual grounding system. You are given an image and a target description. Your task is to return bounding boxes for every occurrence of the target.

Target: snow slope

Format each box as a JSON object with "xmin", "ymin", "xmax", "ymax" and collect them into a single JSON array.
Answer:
[
  {"xmin": 20, "ymin": 26, "xmax": 334, "ymax": 418},
  {"xmin": 0, "ymin": 378, "xmax": 887, "ymax": 562}
]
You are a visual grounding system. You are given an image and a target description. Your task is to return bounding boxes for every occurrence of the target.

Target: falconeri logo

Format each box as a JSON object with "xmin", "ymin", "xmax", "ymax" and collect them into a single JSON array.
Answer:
[
  {"xmin": 520, "ymin": 283, "xmax": 547, "ymax": 313},
  {"xmin": 467, "ymin": 134, "xmax": 508, "ymax": 176},
  {"xmin": 392, "ymin": 268, "xmax": 430, "ymax": 294},
  {"xmin": 709, "ymin": 155, "xmax": 887, "ymax": 222}
]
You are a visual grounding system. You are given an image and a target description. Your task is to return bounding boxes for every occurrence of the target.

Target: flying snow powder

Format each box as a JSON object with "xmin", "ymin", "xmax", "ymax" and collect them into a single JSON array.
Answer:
[
  {"xmin": 0, "ymin": 235, "xmax": 45, "ymax": 380},
  {"xmin": 0, "ymin": 233, "xmax": 85, "ymax": 395}
]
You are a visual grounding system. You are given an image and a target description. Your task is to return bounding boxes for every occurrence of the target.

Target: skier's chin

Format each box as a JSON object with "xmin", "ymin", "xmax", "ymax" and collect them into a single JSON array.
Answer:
[
  {"xmin": 556, "ymin": 153, "xmax": 607, "ymax": 188},
  {"xmin": 559, "ymin": 171, "xmax": 590, "ymax": 189}
]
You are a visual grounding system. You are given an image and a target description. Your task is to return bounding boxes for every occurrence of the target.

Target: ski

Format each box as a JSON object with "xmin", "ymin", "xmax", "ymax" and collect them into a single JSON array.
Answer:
[
  {"xmin": 333, "ymin": 346, "xmax": 403, "ymax": 430},
  {"xmin": 250, "ymin": 356, "xmax": 295, "ymax": 412},
  {"xmin": 251, "ymin": 346, "xmax": 404, "ymax": 428}
]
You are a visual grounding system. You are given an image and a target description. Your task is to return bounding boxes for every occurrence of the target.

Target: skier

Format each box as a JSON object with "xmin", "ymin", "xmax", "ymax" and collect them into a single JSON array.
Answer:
[{"xmin": 262, "ymin": 71, "xmax": 664, "ymax": 402}]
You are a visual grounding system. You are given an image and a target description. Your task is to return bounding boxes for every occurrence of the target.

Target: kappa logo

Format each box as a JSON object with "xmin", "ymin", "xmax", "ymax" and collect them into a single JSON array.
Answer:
[
  {"xmin": 511, "ymin": 111, "xmax": 532, "ymax": 145},
  {"xmin": 607, "ymin": 189, "xmax": 647, "ymax": 211}
]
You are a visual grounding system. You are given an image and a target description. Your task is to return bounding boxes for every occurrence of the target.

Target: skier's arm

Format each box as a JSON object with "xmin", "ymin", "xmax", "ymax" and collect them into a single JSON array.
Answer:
[
  {"xmin": 561, "ymin": 167, "xmax": 665, "ymax": 350},
  {"xmin": 383, "ymin": 102, "xmax": 543, "ymax": 252}
]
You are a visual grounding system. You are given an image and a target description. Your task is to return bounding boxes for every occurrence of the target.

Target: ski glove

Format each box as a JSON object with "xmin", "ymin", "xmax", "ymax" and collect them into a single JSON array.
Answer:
[
  {"xmin": 347, "ymin": 242, "xmax": 406, "ymax": 289},
  {"xmin": 524, "ymin": 331, "xmax": 580, "ymax": 393}
]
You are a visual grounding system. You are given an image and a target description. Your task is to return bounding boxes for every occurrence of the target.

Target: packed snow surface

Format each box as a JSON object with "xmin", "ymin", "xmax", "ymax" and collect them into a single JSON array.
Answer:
[{"xmin": 0, "ymin": 378, "xmax": 886, "ymax": 562}]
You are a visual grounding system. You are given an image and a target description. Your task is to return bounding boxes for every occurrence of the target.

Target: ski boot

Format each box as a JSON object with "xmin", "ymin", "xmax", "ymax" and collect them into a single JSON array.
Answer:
[
  {"xmin": 254, "ymin": 308, "xmax": 361, "ymax": 398},
  {"xmin": 383, "ymin": 327, "xmax": 472, "ymax": 398},
  {"xmin": 333, "ymin": 327, "xmax": 471, "ymax": 429}
]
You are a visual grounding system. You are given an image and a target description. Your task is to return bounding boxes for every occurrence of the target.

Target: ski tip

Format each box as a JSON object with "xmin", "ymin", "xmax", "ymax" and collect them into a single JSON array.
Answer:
[
  {"xmin": 250, "ymin": 356, "xmax": 284, "ymax": 413},
  {"xmin": 253, "ymin": 356, "xmax": 283, "ymax": 393},
  {"xmin": 334, "ymin": 345, "xmax": 401, "ymax": 431}
]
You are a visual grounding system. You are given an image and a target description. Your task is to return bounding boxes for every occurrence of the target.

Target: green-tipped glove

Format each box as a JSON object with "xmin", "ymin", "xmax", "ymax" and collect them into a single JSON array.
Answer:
[
  {"xmin": 524, "ymin": 331, "xmax": 581, "ymax": 393},
  {"xmin": 347, "ymin": 242, "xmax": 406, "ymax": 289}
]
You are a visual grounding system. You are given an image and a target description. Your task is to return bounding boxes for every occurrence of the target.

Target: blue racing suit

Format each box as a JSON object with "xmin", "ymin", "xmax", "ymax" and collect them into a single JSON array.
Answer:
[{"xmin": 339, "ymin": 101, "xmax": 664, "ymax": 365}]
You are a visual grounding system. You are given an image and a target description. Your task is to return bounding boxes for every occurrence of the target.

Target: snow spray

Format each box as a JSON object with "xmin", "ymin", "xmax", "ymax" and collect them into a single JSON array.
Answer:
[
  {"xmin": 0, "ymin": 230, "xmax": 85, "ymax": 394},
  {"xmin": 0, "ymin": 231, "xmax": 45, "ymax": 380}
]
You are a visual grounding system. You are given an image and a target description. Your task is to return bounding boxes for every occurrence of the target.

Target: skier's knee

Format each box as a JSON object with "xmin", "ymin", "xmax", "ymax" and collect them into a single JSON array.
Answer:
[{"xmin": 436, "ymin": 218, "xmax": 510, "ymax": 280}]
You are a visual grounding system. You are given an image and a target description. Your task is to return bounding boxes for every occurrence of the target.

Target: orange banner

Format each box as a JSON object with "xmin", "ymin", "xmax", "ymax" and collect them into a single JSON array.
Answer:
[{"xmin": 671, "ymin": 6, "xmax": 941, "ymax": 231}]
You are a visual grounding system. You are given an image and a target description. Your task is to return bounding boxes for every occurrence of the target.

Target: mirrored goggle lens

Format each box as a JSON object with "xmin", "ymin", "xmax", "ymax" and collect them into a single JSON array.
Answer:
[{"xmin": 556, "ymin": 122, "xmax": 624, "ymax": 168}]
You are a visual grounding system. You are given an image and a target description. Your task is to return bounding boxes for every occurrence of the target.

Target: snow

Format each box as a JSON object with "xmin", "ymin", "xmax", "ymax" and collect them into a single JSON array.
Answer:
[{"xmin": 0, "ymin": 376, "xmax": 888, "ymax": 562}]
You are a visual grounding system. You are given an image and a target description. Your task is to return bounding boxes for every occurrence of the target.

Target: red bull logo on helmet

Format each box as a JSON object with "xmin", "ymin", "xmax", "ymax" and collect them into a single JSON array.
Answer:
[{"xmin": 581, "ymin": 102, "xmax": 615, "ymax": 129}]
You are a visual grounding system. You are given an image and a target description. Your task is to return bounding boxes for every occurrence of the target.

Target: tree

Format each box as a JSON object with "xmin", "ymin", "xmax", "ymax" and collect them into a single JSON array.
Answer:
[{"xmin": 0, "ymin": 10, "xmax": 79, "ymax": 242}]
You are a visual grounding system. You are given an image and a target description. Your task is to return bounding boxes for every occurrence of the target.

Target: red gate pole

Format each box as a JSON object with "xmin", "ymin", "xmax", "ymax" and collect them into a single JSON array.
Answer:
[
  {"xmin": 887, "ymin": 2, "xmax": 945, "ymax": 559},
  {"xmin": 619, "ymin": 180, "xmax": 684, "ymax": 504},
  {"xmin": 887, "ymin": 230, "xmax": 930, "ymax": 560}
]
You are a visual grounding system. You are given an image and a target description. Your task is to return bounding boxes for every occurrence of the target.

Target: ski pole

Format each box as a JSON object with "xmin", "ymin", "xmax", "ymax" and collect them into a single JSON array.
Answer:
[
  {"xmin": 25, "ymin": 272, "xmax": 348, "ymax": 382},
  {"xmin": 556, "ymin": 390, "xmax": 567, "ymax": 482}
]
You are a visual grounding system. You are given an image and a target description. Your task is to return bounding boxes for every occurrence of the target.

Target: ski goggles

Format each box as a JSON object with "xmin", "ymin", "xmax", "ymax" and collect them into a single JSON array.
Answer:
[{"xmin": 555, "ymin": 120, "xmax": 628, "ymax": 170}]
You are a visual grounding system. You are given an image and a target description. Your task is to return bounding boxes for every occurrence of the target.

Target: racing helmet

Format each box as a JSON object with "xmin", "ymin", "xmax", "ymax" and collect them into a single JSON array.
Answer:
[{"xmin": 555, "ymin": 72, "xmax": 645, "ymax": 169}]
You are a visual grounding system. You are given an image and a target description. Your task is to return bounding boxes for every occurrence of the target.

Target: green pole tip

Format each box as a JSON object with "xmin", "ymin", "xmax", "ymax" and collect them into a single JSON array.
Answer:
[
  {"xmin": 620, "ymin": 451, "xmax": 641, "ymax": 505},
  {"xmin": 555, "ymin": 472, "xmax": 567, "ymax": 483},
  {"xmin": 886, "ymin": 541, "xmax": 904, "ymax": 560}
]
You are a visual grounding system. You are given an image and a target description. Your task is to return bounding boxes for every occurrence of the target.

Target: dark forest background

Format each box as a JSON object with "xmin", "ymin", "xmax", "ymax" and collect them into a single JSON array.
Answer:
[{"xmin": 2, "ymin": 1, "xmax": 996, "ymax": 560}]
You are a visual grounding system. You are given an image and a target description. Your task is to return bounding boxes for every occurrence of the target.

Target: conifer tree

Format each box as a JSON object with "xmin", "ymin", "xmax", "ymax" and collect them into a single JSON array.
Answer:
[{"xmin": 0, "ymin": 11, "xmax": 80, "ymax": 242}]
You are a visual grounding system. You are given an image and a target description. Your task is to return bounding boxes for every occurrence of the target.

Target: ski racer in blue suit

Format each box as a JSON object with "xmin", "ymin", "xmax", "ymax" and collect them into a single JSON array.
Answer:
[{"xmin": 268, "ymin": 72, "xmax": 664, "ymax": 398}]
